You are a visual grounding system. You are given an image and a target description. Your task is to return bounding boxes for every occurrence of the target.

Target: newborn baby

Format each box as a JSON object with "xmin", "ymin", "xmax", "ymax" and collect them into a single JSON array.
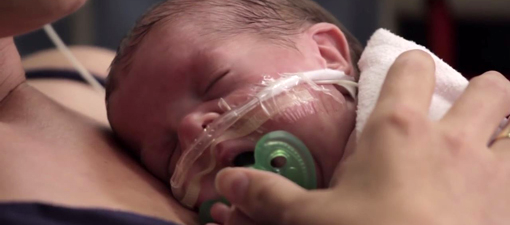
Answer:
[{"xmin": 106, "ymin": 0, "xmax": 363, "ymax": 209}]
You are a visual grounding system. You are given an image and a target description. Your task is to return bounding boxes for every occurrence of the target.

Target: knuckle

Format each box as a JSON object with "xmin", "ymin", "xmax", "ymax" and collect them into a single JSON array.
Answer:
[
  {"xmin": 378, "ymin": 103, "xmax": 427, "ymax": 133},
  {"xmin": 442, "ymin": 129, "xmax": 470, "ymax": 153}
]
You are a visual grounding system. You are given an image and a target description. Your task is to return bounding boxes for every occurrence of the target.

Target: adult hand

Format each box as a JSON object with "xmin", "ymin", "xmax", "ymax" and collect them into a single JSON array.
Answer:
[
  {"xmin": 213, "ymin": 50, "xmax": 510, "ymax": 225},
  {"xmin": 0, "ymin": 0, "xmax": 87, "ymax": 37}
]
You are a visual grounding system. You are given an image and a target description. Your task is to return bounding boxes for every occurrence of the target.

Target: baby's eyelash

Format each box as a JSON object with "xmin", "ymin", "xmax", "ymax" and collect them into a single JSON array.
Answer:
[{"xmin": 203, "ymin": 70, "xmax": 230, "ymax": 95}]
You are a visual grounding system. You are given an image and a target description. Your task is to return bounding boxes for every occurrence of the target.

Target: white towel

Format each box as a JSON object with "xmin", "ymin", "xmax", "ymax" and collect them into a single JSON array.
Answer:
[{"xmin": 355, "ymin": 28, "xmax": 469, "ymax": 138}]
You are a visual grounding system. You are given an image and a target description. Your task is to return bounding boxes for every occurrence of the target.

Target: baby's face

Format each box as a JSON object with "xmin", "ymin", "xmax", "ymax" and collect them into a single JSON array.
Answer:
[{"xmin": 108, "ymin": 21, "xmax": 356, "ymax": 208}]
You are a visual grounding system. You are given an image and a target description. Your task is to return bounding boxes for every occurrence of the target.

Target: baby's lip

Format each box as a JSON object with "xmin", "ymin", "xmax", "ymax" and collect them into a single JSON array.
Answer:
[{"xmin": 216, "ymin": 138, "xmax": 257, "ymax": 167}]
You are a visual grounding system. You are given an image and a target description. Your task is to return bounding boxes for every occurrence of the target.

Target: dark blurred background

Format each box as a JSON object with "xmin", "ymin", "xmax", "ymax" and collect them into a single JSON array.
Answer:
[{"xmin": 14, "ymin": 0, "xmax": 510, "ymax": 78}]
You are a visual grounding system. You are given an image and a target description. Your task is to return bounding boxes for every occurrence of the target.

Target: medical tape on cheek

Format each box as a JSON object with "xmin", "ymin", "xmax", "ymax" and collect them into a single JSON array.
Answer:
[{"xmin": 178, "ymin": 87, "xmax": 317, "ymax": 207}]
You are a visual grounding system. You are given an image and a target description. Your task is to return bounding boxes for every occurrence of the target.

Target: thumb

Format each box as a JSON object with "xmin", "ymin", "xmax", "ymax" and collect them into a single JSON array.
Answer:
[{"xmin": 215, "ymin": 168, "xmax": 307, "ymax": 225}]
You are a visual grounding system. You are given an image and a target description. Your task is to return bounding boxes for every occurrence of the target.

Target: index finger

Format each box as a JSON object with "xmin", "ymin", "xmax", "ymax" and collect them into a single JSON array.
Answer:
[{"xmin": 374, "ymin": 50, "xmax": 436, "ymax": 115}]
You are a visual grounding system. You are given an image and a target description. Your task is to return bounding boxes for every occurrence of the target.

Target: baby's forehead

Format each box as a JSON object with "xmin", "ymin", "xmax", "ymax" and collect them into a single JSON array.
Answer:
[
  {"xmin": 147, "ymin": 18, "xmax": 227, "ymax": 54},
  {"xmin": 145, "ymin": 16, "xmax": 264, "ymax": 60},
  {"xmin": 151, "ymin": 7, "xmax": 229, "ymax": 37},
  {"xmin": 128, "ymin": 20, "xmax": 235, "ymax": 85}
]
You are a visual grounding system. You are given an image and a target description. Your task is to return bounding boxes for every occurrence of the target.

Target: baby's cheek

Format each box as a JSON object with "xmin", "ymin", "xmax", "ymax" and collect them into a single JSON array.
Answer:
[
  {"xmin": 167, "ymin": 145, "xmax": 183, "ymax": 180},
  {"xmin": 141, "ymin": 145, "xmax": 177, "ymax": 182}
]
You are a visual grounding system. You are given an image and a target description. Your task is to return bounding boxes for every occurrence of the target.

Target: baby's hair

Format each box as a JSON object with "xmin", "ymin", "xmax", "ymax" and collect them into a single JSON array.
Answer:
[{"xmin": 106, "ymin": 0, "xmax": 363, "ymax": 101}]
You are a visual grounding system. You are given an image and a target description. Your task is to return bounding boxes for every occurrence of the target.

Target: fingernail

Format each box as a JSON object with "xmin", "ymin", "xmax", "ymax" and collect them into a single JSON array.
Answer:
[{"xmin": 216, "ymin": 169, "xmax": 249, "ymax": 202}]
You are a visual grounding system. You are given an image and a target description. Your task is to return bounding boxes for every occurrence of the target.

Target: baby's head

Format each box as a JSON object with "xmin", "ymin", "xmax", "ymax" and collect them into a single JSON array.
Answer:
[{"xmin": 106, "ymin": 0, "xmax": 363, "ymax": 208}]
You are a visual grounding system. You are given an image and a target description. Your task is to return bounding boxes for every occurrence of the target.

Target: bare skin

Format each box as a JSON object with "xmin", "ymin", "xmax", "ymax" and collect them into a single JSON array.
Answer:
[
  {"xmin": 0, "ymin": 1, "xmax": 198, "ymax": 224},
  {"xmin": 22, "ymin": 46, "xmax": 115, "ymax": 126}
]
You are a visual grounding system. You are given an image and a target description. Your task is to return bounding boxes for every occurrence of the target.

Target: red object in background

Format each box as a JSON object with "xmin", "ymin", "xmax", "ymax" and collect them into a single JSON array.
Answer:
[{"xmin": 427, "ymin": 0, "xmax": 456, "ymax": 67}]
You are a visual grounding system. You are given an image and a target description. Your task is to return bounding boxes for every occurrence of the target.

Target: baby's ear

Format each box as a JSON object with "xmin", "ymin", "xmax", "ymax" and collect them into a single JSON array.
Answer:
[{"xmin": 307, "ymin": 23, "xmax": 353, "ymax": 75}]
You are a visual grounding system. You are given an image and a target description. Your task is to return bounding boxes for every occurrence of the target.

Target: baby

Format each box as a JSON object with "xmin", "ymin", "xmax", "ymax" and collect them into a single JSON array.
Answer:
[{"xmin": 105, "ymin": 0, "xmax": 364, "ymax": 210}]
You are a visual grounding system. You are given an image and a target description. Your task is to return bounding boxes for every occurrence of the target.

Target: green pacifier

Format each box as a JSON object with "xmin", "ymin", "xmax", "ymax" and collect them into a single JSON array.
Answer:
[{"xmin": 199, "ymin": 131, "xmax": 317, "ymax": 224}]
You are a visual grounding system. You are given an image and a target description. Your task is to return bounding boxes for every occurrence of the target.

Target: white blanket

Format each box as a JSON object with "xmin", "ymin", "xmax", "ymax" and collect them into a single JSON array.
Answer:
[{"xmin": 356, "ymin": 28, "xmax": 470, "ymax": 138}]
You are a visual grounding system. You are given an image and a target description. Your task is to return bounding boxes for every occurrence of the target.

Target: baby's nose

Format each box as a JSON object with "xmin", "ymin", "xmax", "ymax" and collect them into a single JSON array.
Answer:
[{"xmin": 177, "ymin": 112, "xmax": 220, "ymax": 149}]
